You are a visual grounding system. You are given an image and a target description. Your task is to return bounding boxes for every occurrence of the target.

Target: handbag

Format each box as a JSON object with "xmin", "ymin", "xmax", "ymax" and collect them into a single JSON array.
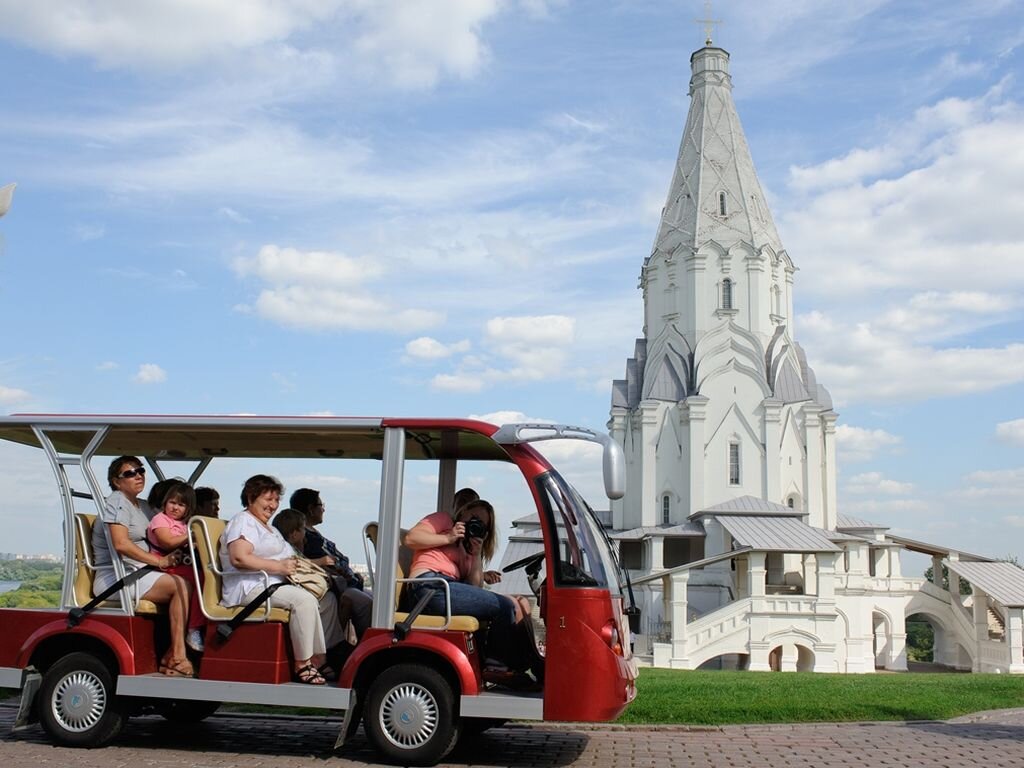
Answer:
[{"xmin": 287, "ymin": 557, "xmax": 330, "ymax": 600}]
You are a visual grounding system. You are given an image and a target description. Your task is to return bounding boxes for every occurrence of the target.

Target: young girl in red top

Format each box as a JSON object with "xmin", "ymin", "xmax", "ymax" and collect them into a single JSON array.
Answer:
[{"xmin": 147, "ymin": 481, "xmax": 206, "ymax": 653}]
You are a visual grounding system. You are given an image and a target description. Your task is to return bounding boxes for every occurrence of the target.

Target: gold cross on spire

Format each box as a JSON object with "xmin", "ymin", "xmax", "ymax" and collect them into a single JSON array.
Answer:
[{"xmin": 695, "ymin": 0, "xmax": 723, "ymax": 47}]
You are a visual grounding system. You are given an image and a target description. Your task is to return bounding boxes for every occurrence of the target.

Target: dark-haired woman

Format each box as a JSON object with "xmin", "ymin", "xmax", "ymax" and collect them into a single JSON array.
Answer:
[
  {"xmin": 92, "ymin": 456, "xmax": 194, "ymax": 677},
  {"xmin": 219, "ymin": 474, "xmax": 330, "ymax": 685}
]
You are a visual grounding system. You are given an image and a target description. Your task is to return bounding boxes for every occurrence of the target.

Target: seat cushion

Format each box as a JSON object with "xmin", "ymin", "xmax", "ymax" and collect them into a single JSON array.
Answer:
[{"xmin": 393, "ymin": 611, "xmax": 480, "ymax": 632}]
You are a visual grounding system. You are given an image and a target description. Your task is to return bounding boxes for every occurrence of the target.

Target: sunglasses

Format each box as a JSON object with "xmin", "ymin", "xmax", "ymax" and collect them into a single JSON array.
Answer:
[{"xmin": 118, "ymin": 467, "xmax": 146, "ymax": 479}]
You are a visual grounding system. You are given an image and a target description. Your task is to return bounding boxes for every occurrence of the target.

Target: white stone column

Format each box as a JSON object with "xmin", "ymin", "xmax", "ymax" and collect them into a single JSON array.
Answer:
[
  {"xmin": 649, "ymin": 536, "xmax": 665, "ymax": 571},
  {"xmin": 744, "ymin": 250, "xmax": 766, "ymax": 335},
  {"xmin": 973, "ymin": 587, "xmax": 989, "ymax": 672},
  {"xmin": 821, "ymin": 412, "xmax": 838, "ymax": 530},
  {"xmin": 1007, "ymin": 607, "xmax": 1024, "ymax": 674},
  {"xmin": 931, "ymin": 556, "xmax": 944, "ymax": 587},
  {"xmin": 780, "ymin": 644, "xmax": 797, "ymax": 672},
  {"xmin": 816, "ymin": 552, "xmax": 836, "ymax": 602},
  {"xmin": 747, "ymin": 551, "xmax": 767, "ymax": 598},
  {"xmin": 802, "ymin": 405, "xmax": 824, "ymax": 528},
  {"xmin": 683, "ymin": 396, "xmax": 709, "ymax": 516},
  {"xmin": 686, "ymin": 250, "xmax": 708, "ymax": 337},
  {"xmin": 669, "ymin": 570, "xmax": 690, "ymax": 667},
  {"xmin": 763, "ymin": 399, "xmax": 783, "ymax": 502},
  {"xmin": 639, "ymin": 401, "xmax": 661, "ymax": 527},
  {"xmin": 784, "ymin": 264, "xmax": 796, "ymax": 337}
]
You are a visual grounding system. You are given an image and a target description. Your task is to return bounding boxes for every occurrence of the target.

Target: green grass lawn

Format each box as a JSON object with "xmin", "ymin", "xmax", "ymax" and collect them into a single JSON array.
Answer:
[{"xmin": 618, "ymin": 668, "xmax": 1024, "ymax": 725}]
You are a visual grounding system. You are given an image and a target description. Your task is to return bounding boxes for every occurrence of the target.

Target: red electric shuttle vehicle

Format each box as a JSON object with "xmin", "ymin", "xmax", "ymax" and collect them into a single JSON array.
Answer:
[{"xmin": 0, "ymin": 415, "xmax": 638, "ymax": 765}]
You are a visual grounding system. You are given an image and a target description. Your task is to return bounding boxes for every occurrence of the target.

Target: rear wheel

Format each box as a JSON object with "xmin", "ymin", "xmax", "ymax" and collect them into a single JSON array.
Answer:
[
  {"xmin": 363, "ymin": 663, "xmax": 460, "ymax": 766},
  {"xmin": 37, "ymin": 652, "xmax": 127, "ymax": 747}
]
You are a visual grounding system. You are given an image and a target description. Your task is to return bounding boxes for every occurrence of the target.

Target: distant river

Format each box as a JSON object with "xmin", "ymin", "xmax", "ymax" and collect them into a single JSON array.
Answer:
[{"xmin": 0, "ymin": 580, "xmax": 20, "ymax": 594}]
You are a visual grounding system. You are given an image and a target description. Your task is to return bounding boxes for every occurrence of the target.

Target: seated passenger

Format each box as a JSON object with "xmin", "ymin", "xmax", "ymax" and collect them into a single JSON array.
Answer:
[
  {"xmin": 194, "ymin": 486, "xmax": 220, "ymax": 518},
  {"xmin": 146, "ymin": 481, "xmax": 207, "ymax": 653},
  {"xmin": 271, "ymin": 507, "xmax": 351, "ymax": 653},
  {"xmin": 404, "ymin": 499, "xmax": 543, "ymax": 682},
  {"xmin": 219, "ymin": 475, "xmax": 332, "ymax": 685},
  {"xmin": 290, "ymin": 488, "xmax": 373, "ymax": 641},
  {"xmin": 92, "ymin": 456, "xmax": 194, "ymax": 677}
]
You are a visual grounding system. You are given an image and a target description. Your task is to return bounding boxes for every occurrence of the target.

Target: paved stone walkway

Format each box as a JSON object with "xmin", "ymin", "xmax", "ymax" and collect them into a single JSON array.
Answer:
[{"xmin": 2, "ymin": 705, "xmax": 1024, "ymax": 767}]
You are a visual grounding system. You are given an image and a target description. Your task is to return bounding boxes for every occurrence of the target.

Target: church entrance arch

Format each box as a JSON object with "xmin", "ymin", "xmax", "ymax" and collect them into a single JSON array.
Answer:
[{"xmin": 768, "ymin": 643, "xmax": 815, "ymax": 672}]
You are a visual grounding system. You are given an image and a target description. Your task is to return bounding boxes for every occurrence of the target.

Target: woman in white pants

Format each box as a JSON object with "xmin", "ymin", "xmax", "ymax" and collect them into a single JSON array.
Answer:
[{"xmin": 219, "ymin": 474, "xmax": 329, "ymax": 685}]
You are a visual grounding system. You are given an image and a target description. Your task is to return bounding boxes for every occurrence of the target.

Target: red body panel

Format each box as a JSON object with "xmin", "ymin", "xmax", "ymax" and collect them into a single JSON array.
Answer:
[
  {"xmin": 341, "ymin": 627, "xmax": 482, "ymax": 695},
  {"xmin": 196, "ymin": 623, "xmax": 292, "ymax": 683},
  {"xmin": 542, "ymin": 591, "xmax": 636, "ymax": 721},
  {"xmin": 0, "ymin": 609, "xmax": 158, "ymax": 675}
]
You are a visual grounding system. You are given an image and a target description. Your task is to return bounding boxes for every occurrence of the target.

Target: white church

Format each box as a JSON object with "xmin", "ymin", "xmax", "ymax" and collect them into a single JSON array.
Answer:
[{"xmin": 500, "ymin": 39, "xmax": 1024, "ymax": 674}]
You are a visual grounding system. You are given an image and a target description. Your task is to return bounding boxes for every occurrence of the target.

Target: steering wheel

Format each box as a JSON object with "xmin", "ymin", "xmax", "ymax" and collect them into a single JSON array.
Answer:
[{"xmin": 502, "ymin": 551, "xmax": 545, "ymax": 575}]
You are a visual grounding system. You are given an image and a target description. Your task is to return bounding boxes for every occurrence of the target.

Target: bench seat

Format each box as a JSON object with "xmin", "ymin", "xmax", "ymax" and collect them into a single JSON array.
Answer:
[{"xmin": 74, "ymin": 512, "xmax": 160, "ymax": 615}]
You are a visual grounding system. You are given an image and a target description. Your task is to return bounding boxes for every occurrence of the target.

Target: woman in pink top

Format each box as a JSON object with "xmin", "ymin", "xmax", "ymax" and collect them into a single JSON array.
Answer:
[
  {"xmin": 147, "ymin": 481, "xmax": 206, "ymax": 653},
  {"xmin": 406, "ymin": 499, "xmax": 532, "ymax": 672}
]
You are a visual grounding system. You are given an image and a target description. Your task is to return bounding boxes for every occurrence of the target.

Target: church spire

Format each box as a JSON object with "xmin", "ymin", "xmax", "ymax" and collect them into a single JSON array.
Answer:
[{"xmin": 647, "ymin": 43, "xmax": 784, "ymax": 276}]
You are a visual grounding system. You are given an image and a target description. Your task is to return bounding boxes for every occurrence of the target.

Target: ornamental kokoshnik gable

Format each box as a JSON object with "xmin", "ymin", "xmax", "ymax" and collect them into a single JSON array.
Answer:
[{"xmin": 499, "ymin": 39, "xmax": 1024, "ymax": 675}]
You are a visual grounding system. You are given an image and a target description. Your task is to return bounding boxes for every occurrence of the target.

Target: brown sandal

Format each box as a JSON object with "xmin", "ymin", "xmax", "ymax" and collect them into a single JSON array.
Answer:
[{"xmin": 159, "ymin": 658, "xmax": 195, "ymax": 677}]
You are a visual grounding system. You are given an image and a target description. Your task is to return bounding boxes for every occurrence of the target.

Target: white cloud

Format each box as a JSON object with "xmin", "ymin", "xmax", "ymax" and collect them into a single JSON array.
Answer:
[
  {"xmin": 483, "ymin": 314, "xmax": 576, "ymax": 382},
  {"xmin": 800, "ymin": 311, "xmax": 1024, "ymax": 404},
  {"xmin": 0, "ymin": 384, "xmax": 31, "ymax": 405},
  {"xmin": 996, "ymin": 418, "xmax": 1024, "ymax": 447},
  {"xmin": 844, "ymin": 472, "xmax": 914, "ymax": 496},
  {"xmin": 0, "ymin": 1, "xmax": 343, "ymax": 70},
  {"xmin": 405, "ymin": 337, "xmax": 471, "ymax": 360},
  {"xmin": 96, "ymin": 361, "xmax": 118, "ymax": 371},
  {"xmin": 835, "ymin": 424, "xmax": 902, "ymax": 462},
  {"xmin": 235, "ymin": 244, "xmax": 443, "ymax": 334},
  {"xmin": 72, "ymin": 222, "xmax": 105, "ymax": 241},
  {"xmin": 217, "ymin": 206, "xmax": 250, "ymax": 224},
  {"xmin": 431, "ymin": 373, "xmax": 485, "ymax": 393},
  {"xmin": 1004, "ymin": 515, "xmax": 1024, "ymax": 528},
  {"xmin": 0, "ymin": 1, "xmax": 511, "ymax": 89},
  {"xmin": 956, "ymin": 466, "xmax": 1024, "ymax": 507},
  {"xmin": 134, "ymin": 363, "xmax": 167, "ymax": 384}
]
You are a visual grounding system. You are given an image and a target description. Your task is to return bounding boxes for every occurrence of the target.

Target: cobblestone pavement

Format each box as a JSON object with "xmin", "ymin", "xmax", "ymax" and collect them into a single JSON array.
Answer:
[{"xmin": 3, "ymin": 705, "xmax": 1024, "ymax": 767}]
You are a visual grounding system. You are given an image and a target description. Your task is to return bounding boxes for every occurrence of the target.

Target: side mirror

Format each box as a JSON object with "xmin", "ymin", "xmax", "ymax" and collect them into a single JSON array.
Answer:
[{"xmin": 603, "ymin": 437, "xmax": 625, "ymax": 500}]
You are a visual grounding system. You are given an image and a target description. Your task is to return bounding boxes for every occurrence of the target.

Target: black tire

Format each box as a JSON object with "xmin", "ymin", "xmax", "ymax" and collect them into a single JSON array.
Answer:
[
  {"xmin": 158, "ymin": 699, "xmax": 221, "ymax": 723},
  {"xmin": 37, "ymin": 652, "xmax": 127, "ymax": 748},
  {"xmin": 363, "ymin": 662, "xmax": 460, "ymax": 766}
]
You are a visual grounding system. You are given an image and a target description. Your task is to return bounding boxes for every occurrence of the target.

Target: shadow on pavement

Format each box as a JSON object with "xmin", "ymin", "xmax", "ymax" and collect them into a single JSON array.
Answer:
[{"xmin": 7, "ymin": 712, "xmax": 589, "ymax": 768}]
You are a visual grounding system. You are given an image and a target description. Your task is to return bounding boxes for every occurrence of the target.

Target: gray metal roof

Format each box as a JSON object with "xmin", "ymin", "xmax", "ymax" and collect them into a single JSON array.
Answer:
[
  {"xmin": 836, "ymin": 513, "xmax": 888, "ymax": 530},
  {"xmin": 774, "ymin": 359, "xmax": 811, "ymax": 403},
  {"xmin": 693, "ymin": 495, "xmax": 806, "ymax": 518},
  {"xmin": 826, "ymin": 530, "xmax": 868, "ymax": 542},
  {"xmin": 944, "ymin": 560, "xmax": 1024, "ymax": 607},
  {"xmin": 716, "ymin": 515, "xmax": 840, "ymax": 552},
  {"xmin": 610, "ymin": 522, "xmax": 706, "ymax": 541},
  {"xmin": 886, "ymin": 534, "xmax": 991, "ymax": 562}
]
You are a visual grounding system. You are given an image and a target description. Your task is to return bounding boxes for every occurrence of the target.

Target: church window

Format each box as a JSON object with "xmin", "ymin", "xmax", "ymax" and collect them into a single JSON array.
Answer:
[
  {"xmin": 721, "ymin": 278, "xmax": 733, "ymax": 310},
  {"xmin": 787, "ymin": 497, "xmax": 795, "ymax": 509},
  {"xmin": 662, "ymin": 494, "xmax": 671, "ymax": 525},
  {"xmin": 728, "ymin": 442, "xmax": 740, "ymax": 485},
  {"xmin": 719, "ymin": 191, "xmax": 728, "ymax": 216}
]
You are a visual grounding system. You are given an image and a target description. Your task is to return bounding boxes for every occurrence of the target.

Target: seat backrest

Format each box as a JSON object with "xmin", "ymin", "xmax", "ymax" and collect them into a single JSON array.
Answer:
[
  {"xmin": 72, "ymin": 513, "xmax": 98, "ymax": 606},
  {"xmin": 364, "ymin": 521, "xmax": 413, "ymax": 609},
  {"xmin": 189, "ymin": 516, "xmax": 228, "ymax": 615}
]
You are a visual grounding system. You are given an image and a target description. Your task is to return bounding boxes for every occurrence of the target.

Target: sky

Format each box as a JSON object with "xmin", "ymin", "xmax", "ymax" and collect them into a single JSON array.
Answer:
[{"xmin": 0, "ymin": 0, "xmax": 1022, "ymax": 568}]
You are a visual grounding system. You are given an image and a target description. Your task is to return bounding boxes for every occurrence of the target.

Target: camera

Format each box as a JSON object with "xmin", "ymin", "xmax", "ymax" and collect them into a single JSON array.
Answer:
[{"xmin": 462, "ymin": 516, "xmax": 488, "ymax": 551}]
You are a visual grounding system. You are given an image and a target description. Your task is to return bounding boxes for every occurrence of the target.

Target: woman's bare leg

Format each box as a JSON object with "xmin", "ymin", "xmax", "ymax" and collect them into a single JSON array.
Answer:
[{"xmin": 143, "ymin": 574, "xmax": 192, "ymax": 663}]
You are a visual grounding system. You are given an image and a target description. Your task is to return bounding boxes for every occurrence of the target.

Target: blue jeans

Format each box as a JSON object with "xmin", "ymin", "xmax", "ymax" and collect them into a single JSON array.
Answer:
[{"xmin": 407, "ymin": 572, "xmax": 515, "ymax": 653}]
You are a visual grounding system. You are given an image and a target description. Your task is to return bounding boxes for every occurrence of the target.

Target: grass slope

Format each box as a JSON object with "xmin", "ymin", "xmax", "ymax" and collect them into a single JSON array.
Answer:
[{"xmin": 619, "ymin": 668, "xmax": 1024, "ymax": 725}]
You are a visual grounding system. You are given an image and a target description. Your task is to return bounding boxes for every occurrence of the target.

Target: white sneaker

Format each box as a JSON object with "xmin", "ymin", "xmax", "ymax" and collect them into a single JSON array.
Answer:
[{"xmin": 186, "ymin": 629, "xmax": 205, "ymax": 653}]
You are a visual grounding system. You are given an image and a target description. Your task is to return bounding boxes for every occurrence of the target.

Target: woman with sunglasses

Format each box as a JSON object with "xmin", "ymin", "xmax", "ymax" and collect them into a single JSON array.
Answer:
[{"xmin": 91, "ymin": 455, "xmax": 195, "ymax": 677}]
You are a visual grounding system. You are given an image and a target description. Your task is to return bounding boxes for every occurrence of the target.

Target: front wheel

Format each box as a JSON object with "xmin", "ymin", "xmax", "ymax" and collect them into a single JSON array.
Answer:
[
  {"xmin": 363, "ymin": 663, "xmax": 460, "ymax": 766},
  {"xmin": 37, "ymin": 652, "xmax": 127, "ymax": 747}
]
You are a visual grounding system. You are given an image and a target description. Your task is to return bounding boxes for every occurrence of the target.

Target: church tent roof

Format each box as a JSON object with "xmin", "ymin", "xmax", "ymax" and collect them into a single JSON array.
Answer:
[
  {"xmin": 692, "ymin": 494, "xmax": 805, "ymax": 519},
  {"xmin": 945, "ymin": 560, "xmax": 1024, "ymax": 607},
  {"xmin": 716, "ymin": 515, "xmax": 840, "ymax": 553}
]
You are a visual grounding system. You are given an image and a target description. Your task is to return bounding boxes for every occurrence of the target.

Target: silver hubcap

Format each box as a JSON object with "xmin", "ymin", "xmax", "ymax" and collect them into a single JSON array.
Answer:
[
  {"xmin": 51, "ymin": 670, "xmax": 106, "ymax": 733},
  {"xmin": 378, "ymin": 682, "xmax": 439, "ymax": 749}
]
